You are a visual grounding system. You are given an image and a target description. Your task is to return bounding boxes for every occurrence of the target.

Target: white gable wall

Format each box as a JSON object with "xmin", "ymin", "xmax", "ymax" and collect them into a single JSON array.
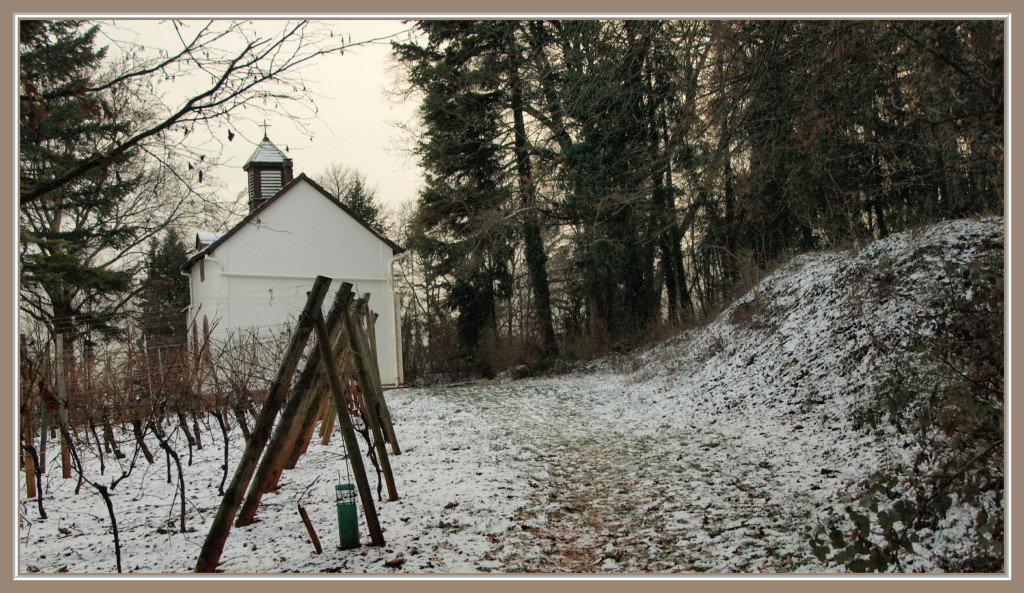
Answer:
[
  {"xmin": 227, "ymin": 182, "xmax": 389, "ymax": 279},
  {"xmin": 187, "ymin": 179, "xmax": 403, "ymax": 386}
]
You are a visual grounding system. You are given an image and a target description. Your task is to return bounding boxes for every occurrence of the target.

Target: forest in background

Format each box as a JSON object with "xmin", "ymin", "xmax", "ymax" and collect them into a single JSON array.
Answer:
[
  {"xmin": 390, "ymin": 20, "xmax": 1003, "ymax": 383},
  {"xmin": 18, "ymin": 19, "xmax": 1004, "ymax": 383}
]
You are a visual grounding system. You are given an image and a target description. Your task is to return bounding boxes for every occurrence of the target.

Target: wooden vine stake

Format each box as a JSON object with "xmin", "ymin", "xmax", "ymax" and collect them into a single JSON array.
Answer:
[
  {"xmin": 194, "ymin": 276, "xmax": 331, "ymax": 573},
  {"xmin": 297, "ymin": 505, "xmax": 322, "ymax": 554}
]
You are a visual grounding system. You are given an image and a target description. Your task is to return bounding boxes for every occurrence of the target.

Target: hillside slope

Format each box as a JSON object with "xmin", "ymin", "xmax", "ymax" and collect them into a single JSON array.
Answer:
[{"xmin": 575, "ymin": 215, "xmax": 1005, "ymax": 571}]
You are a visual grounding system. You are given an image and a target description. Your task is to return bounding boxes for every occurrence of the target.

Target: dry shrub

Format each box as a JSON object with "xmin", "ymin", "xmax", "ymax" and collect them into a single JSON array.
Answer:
[
  {"xmin": 559, "ymin": 318, "xmax": 614, "ymax": 362},
  {"xmin": 481, "ymin": 330, "xmax": 544, "ymax": 378},
  {"xmin": 812, "ymin": 245, "xmax": 1004, "ymax": 573},
  {"xmin": 401, "ymin": 318, "xmax": 476, "ymax": 386}
]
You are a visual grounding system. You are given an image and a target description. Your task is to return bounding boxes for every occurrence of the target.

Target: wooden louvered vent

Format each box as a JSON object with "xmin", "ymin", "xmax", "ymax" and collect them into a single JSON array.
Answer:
[{"xmin": 260, "ymin": 169, "xmax": 283, "ymax": 199}]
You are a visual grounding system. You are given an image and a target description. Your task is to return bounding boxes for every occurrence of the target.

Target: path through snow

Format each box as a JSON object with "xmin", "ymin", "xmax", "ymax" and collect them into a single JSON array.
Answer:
[{"xmin": 393, "ymin": 379, "xmax": 840, "ymax": 574}]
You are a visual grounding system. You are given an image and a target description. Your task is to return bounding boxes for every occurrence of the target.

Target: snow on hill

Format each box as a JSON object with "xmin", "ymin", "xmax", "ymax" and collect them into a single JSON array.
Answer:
[{"xmin": 569, "ymin": 215, "xmax": 1005, "ymax": 571}]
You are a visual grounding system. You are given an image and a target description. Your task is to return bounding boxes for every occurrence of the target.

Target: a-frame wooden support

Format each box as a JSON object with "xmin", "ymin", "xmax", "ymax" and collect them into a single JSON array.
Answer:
[
  {"xmin": 196, "ymin": 279, "xmax": 402, "ymax": 571},
  {"xmin": 195, "ymin": 276, "xmax": 331, "ymax": 573},
  {"xmin": 342, "ymin": 296, "xmax": 399, "ymax": 500}
]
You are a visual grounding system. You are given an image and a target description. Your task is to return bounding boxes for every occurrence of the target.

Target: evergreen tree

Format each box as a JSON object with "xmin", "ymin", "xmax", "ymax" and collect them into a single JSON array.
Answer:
[
  {"xmin": 543, "ymin": 20, "xmax": 665, "ymax": 340},
  {"xmin": 342, "ymin": 176, "xmax": 392, "ymax": 236},
  {"xmin": 395, "ymin": 21, "xmax": 516, "ymax": 376},
  {"xmin": 504, "ymin": 21, "xmax": 558, "ymax": 359},
  {"xmin": 20, "ymin": 20, "xmax": 141, "ymax": 349},
  {"xmin": 393, "ymin": 18, "xmax": 1003, "ymax": 376},
  {"xmin": 139, "ymin": 229, "xmax": 190, "ymax": 354}
]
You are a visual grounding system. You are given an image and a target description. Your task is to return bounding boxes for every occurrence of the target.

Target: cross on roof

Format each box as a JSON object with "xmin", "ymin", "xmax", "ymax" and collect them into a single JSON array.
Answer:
[{"xmin": 259, "ymin": 121, "xmax": 271, "ymax": 139}]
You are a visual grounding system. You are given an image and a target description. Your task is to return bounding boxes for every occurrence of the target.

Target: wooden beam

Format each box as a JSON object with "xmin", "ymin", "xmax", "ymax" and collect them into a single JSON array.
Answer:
[
  {"xmin": 194, "ymin": 276, "xmax": 331, "ymax": 573},
  {"xmin": 23, "ymin": 441, "xmax": 36, "ymax": 499},
  {"xmin": 319, "ymin": 395, "xmax": 336, "ymax": 444},
  {"xmin": 313, "ymin": 311, "xmax": 385, "ymax": 546},
  {"xmin": 236, "ymin": 282, "xmax": 351, "ymax": 527}
]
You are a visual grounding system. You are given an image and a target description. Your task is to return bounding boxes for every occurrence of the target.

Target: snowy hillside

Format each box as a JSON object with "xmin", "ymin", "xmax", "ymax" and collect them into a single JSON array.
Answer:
[
  {"xmin": 571, "ymin": 215, "xmax": 1005, "ymax": 572},
  {"xmin": 18, "ymin": 217, "xmax": 1004, "ymax": 575}
]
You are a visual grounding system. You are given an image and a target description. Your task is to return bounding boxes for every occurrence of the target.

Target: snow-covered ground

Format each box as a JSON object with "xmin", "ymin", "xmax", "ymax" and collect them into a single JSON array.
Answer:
[{"xmin": 17, "ymin": 217, "xmax": 1004, "ymax": 575}]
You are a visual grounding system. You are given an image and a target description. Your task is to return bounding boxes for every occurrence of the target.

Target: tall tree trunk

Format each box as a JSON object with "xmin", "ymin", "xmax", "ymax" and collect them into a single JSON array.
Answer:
[
  {"xmin": 55, "ymin": 333, "xmax": 72, "ymax": 479},
  {"xmin": 507, "ymin": 24, "xmax": 557, "ymax": 360}
]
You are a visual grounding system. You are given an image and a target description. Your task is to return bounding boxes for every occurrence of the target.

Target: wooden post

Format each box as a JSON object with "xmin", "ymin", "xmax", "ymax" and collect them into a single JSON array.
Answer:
[
  {"xmin": 236, "ymin": 283, "xmax": 351, "ymax": 527},
  {"xmin": 297, "ymin": 505, "xmax": 322, "ymax": 554},
  {"xmin": 351, "ymin": 301, "xmax": 401, "ymax": 456},
  {"xmin": 195, "ymin": 276, "xmax": 331, "ymax": 573},
  {"xmin": 344, "ymin": 299, "xmax": 399, "ymax": 500},
  {"xmin": 60, "ymin": 438, "xmax": 71, "ymax": 479},
  {"xmin": 361, "ymin": 296, "xmax": 380, "ymax": 371},
  {"xmin": 313, "ymin": 312, "xmax": 385, "ymax": 546}
]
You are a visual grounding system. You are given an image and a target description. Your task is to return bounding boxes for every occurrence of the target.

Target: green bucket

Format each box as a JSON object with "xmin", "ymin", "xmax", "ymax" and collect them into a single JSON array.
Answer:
[{"xmin": 335, "ymin": 484, "xmax": 359, "ymax": 549}]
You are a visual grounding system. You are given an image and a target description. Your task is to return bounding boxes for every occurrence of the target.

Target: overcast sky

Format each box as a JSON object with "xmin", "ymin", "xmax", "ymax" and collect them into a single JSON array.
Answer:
[{"xmin": 102, "ymin": 19, "xmax": 424, "ymax": 220}]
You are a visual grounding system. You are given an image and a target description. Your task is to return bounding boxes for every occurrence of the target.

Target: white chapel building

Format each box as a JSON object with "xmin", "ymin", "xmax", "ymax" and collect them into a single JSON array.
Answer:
[{"xmin": 182, "ymin": 135, "xmax": 405, "ymax": 387}]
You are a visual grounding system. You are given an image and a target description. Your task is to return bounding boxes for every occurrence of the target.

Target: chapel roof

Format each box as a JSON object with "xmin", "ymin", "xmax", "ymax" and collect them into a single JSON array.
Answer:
[
  {"xmin": 244, "ymin": 136, "xmax": 290, "ymax": 166},
  {"xmin": 182, "ymin": 173, "xmax": 404, "ymax": 271}
]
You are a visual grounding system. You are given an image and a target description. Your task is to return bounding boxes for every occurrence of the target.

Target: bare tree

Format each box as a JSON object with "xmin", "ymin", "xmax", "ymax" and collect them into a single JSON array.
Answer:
[{"xmin": 20, "ymin": 19, "xmax": 384, "ymax": 206}]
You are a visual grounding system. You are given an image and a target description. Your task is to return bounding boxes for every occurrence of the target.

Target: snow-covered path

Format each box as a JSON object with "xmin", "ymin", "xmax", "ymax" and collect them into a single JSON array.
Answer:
[
  {"xmin": 18, "ymin": 378, "xmax": 842, "ymax": 575},
  {"xmin": 389, "ymin": 379, "xmax": 838, "ymax": 573}
]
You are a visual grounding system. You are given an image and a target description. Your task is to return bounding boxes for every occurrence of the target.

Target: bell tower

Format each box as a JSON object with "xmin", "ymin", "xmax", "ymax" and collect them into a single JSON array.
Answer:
[{"xmin": 243, "ymin": 132, "xmax": 293, "ymax": 212}]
